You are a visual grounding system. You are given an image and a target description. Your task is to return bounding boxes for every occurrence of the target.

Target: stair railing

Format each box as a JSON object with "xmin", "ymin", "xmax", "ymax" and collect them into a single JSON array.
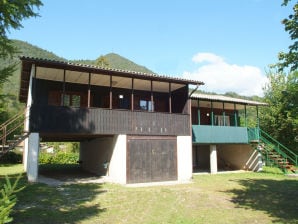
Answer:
[
  {"xmin": 0, "ymin": 108, "xmax": 27, "ymax": 152},
  {"xmin": 259, "ymin": 129, "xmax": 297, "ymax": 166}
]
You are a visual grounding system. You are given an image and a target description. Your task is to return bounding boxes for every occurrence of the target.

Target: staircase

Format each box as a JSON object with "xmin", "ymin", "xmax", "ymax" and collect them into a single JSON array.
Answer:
[
  {"xmin": 248, "ymin": 128, "xmax": 297, "ymax": 174},
  {"xmin": 0, "ymin": 110, "xmax": 28, "ymax": 158}
]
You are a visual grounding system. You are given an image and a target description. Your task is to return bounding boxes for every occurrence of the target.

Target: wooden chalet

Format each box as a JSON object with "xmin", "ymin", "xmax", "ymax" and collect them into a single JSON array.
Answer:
[{"xmin": 20, "ymin": 56, "xmax": 204, "ymax": 184}]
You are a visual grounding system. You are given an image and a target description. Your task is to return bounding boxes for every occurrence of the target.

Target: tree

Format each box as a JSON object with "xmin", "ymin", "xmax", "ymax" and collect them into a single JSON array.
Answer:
[
  {"xmin": 260, "ymin": 70, "xmax": 298, "ymax": 152},
  {"xmin": 95, "ymin": 55, "xmax": 109, "ymax": 67},
  {"xmin": 0, "ymin": 0, "xmax": 43, "ymax": 83},
  {"xmin": 277, "ymin": 0, "xmax": 298, "ymax": 72}
]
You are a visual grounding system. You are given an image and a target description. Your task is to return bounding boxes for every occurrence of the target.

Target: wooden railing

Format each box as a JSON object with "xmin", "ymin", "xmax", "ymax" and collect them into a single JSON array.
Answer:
[{"xmin": 29, "ymin": 105, "xmax": 190, "ymax": 136}]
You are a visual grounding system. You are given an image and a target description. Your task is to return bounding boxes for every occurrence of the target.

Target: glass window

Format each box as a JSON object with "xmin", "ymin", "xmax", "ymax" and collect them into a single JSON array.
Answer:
[{"xmin": 140, "ymin": 99, "xmax": 154, "ymax": 111}]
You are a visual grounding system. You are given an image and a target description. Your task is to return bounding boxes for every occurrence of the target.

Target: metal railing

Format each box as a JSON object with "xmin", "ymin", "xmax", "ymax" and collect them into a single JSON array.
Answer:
[
  {"xmin": 0, "ymin": 108, "xmax": 26, "ymax": 153},
  {"xmin": 248, "ymin": 127, "xmax": 297, "ymax": 167}
]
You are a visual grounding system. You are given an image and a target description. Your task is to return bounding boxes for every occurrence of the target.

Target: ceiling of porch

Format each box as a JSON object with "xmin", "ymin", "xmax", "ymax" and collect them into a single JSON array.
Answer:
[{"xmin": 36, "ymin": 66, "xmax": 186, "ymax": 92}]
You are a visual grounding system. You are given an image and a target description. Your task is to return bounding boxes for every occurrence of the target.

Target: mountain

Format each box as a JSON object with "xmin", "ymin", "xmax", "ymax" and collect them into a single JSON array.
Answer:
[
  {"xmin": 0, "ymin": 40, "xmax": 156, "ymax": 116},
  {"xmin": 72, "ymin": 53, "xmax": 154, "ymax": 74}
]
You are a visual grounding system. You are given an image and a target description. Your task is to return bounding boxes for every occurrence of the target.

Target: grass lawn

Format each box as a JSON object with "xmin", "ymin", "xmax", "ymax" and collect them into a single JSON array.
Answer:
[{"xmin": 1, "ymin": 164, "xmax": 297, "ymax": 224}]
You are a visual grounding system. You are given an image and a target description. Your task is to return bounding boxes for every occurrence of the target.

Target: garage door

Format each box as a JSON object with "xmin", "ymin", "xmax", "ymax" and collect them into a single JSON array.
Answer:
[{"xmin": 127, "ymin": 136, "xmax": 177, "ymax": 184}]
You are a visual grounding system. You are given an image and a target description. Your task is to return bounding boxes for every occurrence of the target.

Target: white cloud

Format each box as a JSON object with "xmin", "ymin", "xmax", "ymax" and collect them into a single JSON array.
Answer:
[{"xmin": 183, "ymin": 52, "xmax": 268, "ymax": 96}]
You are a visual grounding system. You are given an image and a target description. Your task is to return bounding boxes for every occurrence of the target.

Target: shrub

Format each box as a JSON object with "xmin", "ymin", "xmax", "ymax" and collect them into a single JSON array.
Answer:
[
  {"xmin": 0, "ymin": 152, "xmax": 22, "ymax": 164},
  {"xmin": 0, "ymin": 174, "xmax": 24, "ymax": 223},
  {"xmin": 39, "ymin": 152, "xmax": 79, "ymax": 164}
]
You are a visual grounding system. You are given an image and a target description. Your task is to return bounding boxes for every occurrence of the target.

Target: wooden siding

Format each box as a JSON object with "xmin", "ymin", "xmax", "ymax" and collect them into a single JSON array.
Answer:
[
  {"xmin": 127, "ymin": 136, "xmax": 177, "ymax": 184},
  {"xmin": 29, "ymin": 105, "xmax": 190, "ymax": 136}
]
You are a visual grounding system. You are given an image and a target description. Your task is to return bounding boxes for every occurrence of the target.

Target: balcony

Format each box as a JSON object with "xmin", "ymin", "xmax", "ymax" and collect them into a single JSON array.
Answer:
[
  {"xmin": 29, "ymin": 105, "xmax": 190, "ymax": 139},
  {"xmin": 192, "ymin": 125, "xmax": 250, "ymax": 144}
]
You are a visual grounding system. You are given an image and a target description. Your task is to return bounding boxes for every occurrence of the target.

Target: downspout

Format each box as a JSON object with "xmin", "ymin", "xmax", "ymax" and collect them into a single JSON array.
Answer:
[{"xmin": 188, "ymin": 84, "xmax": 200, "ymax": 98}]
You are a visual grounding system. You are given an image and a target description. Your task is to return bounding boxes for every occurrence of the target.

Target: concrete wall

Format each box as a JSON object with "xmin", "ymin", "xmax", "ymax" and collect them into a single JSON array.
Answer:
[
  {"xmin": 217, "ymin": 144, "xmax": 261, "ymax": 171},
  {"xmin": 193, "ymin": 145, "xmax": 210, "ymax": 170},
  {"xmin": 193, "ymin": 144, "xmax": 262, "ymax": 172},
  {"xmin": 177, "ymin": 136, "xmax": 192, "ymax": 182},
  {"xmin": 80, "ymin": 135, "xmax": 126, "ymax": 184}
]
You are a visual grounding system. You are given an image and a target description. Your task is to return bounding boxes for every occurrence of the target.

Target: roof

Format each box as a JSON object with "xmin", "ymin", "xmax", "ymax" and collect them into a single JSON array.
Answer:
[
  {"xmin": 19, "ymin": 56, "xmax": 205, "ymax": 102},
  {"xmin": 19, "ymin": 56, "xmax": 204, "ymax": 85},
  {"xmin": 190, "ymin": 93, "xmax": 268, "ymax": 106}
]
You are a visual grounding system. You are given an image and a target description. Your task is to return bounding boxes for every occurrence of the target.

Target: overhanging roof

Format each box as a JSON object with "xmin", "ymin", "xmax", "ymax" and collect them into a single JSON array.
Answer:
[
  {"xmin": 19, "ymin": 56, "xmax": 204, "ymax": 102},
  {"xmin": 191, "ymin": 93, "xmax": 268, "ymax": 106}
]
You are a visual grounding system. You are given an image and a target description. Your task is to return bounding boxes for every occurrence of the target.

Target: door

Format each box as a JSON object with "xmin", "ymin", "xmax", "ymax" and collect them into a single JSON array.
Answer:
[{"xmin": 127, "ymin": 136, "xmax": 177, "ymax": 184}]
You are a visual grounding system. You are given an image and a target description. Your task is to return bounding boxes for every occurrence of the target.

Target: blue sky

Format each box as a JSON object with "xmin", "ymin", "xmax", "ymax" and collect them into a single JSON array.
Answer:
[{"xmin": 8, "ymin": 0, "xmax": 295, "ymax": 96}]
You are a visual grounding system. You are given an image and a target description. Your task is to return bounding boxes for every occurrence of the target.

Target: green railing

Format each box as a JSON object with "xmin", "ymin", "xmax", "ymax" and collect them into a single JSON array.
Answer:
[
  {"xmin": 260, "ymin": 129, "xmax": 297, "ymax": 166},
  {"xmin": 248, "ymin": 127, "xmax": 297, "ymax": 166}
]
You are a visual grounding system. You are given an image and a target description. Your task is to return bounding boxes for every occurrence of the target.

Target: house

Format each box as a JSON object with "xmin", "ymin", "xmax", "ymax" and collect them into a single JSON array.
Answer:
[
  {"xmin": 190, "ymin": 93, "xmax": 267, "ymax": 174},
  {"xmin": 17, "ymin": 56, "xmax": 293, "ymax": 184},
  {"xmin": 19, "ymin": 56, "xmax": 203, "ymax": 184}
]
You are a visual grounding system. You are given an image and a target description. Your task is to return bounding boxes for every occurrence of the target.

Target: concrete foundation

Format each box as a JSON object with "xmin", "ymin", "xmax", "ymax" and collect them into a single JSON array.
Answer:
[{"xmin": 177, "ymin": 136, "xmax": 193, "ymax": 182}]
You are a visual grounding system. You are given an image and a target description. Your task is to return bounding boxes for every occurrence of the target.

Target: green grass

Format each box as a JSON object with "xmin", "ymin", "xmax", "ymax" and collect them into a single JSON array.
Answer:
[{"xmin": 0, "ymin": 165, "xmax": 297, "ymax": 224}]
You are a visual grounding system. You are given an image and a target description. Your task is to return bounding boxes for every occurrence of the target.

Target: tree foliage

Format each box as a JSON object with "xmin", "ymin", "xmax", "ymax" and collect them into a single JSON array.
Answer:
[
  {"xmin": 0, "ymin": 0, "xmax": 43, "ymax": 83},
  {"xmin": 260, "ymin": 71, "xmax": 298, "ymax": 152},
  {"xmin": 277, "ymin": 0, "xmax": 298, "ymax": 72}
]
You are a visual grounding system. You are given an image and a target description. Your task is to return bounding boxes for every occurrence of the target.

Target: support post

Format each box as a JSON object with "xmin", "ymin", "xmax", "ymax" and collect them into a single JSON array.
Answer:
[
  {"xmin": 87, "ymin": 72, "xmax": 91, "ymax": 108},
  {"xmin": 211, "ymin": 101, "xmax": 214, "ymax": 126},
  {"xmin": 150, "ymin": 80, "xmax": 154, "ymax": 112},
  {"xmin": 62, "ymin": 69, "xmax": 66, "ymax": 106},
  {"xmin": 223, "ymin": 102, "xmax": 226, "ymax": 126},
  {"xmin": 210, "ymin": 145, "xmax": 217, "ymax": 174},
  {"xmin": 234, "ymin": 103, "xmax": 238, "ymax": 127},
  {"xmin": 244, "ymin": 105, "xmax": 247, "ymax": 127},
  {"xmin": 27, "ymin": 133, "xmax": 40, "ymax": 182},
  {"xmin": 109, "ymin": 75, "xmax": 112, "ymax": 109},
  {"xmin": 169, "ymin": 83, "xmax": 172, "ymax": 113},
  {"xmin": 197, "ymin": 100, "xmax": 200, "ymax": 125},
  {"xmin": 131, "ymin": 78, "xmax": 134, "ymax": 111}
]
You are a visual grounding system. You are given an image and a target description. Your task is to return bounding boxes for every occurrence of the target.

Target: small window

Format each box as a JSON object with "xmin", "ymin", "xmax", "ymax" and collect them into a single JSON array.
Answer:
[
  {"xmin": 62, "ymin": 94, "xmax": 70, "ymax": 106},
  {"xmin": 214, "ymin": 115, "xmax": 230, "ymax": 126},
  {"xmin": 61, "ymin": 93, "xmax": 81, "ymax": 107},
  {"xmin": 140, "ymin": 100, "xmax": 154, "ymax": 112},
  {"xmin": 72, "ymin": 95, "xmax": 81, "ymax": 107}
]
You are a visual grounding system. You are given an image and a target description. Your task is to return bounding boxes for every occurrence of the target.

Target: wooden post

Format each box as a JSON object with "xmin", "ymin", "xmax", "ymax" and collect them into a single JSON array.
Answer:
[
  {"xmin": 169, "ymin": 83, "xmax": 172, "ymax": 113},
  {"xmin": 87, "ymin": 72, "xmax": 91, "ymax": 108},
  {"xmin": 211, "ymin": 101, "xmax": 214, "ymax": 126},
  {"xmin": 150, "ymin": 80, "xmax": 154, "ymax": 112},
  {"xmin": 131, "ymin": 78, "xmax": 134, "ymax": 111},
  {"xmin": 234, "ymin": 103, "xmax": 238, "ymax": 127},
  {"xmin": 62, "ymin": 69, "xmax": 66, "ymax": 106},
  {"xmin": 244, "ymin": 105, "xmax": 247, "ymax": 127},
  {"xmin": 223, "ymin": 102, "xmax": 226, "ymax": 126},
  {"xmin": 109, "ymin": 75, "xmax": 112, "ymax": 109},
  {"xmin": 197, "ymin": 99, "xmax": 200, "ymax": 125}
]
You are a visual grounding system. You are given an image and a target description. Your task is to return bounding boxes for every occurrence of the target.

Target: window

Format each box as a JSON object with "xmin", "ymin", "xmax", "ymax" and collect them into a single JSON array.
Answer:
[
  {"xmin": 140, "ymin": 99, "xmax": 154, "ymax": 111},
  {"xmin": 61, "ymin": 94, "xmax": 81, "ymax": 107},
  {"xmin": 214, "ymin": 115, "xmax": 230, "ymax": 126}
]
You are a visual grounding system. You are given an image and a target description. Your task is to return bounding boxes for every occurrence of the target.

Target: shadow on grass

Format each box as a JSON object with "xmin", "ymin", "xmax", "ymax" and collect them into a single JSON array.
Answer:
[
  {"xmin": 226, "ymin": 178, "xmax": 298, "ymax": 223},
  {"xmin": 0, "ymin": 164, "xmax": 107, "ymax": 224}
]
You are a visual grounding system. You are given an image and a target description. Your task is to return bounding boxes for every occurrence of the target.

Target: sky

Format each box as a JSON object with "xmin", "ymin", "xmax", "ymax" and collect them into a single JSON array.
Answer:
[{"xmin": 8, "ymin": 0, "xmax": 295, "ymax": 96}]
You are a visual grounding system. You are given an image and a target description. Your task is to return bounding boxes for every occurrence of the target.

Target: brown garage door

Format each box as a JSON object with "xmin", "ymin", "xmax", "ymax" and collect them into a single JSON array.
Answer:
[{"xmin": 127, "ymin": 136, "xmax": 177, "ymax": 184}]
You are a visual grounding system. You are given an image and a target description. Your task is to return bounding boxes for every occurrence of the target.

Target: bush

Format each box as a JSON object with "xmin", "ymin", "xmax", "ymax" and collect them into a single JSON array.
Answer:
[
  {"xmin": 0, "ymin": 152, "xmax": 22, "ymax": 164},
  {"xmin": 0, "ymin": 174, "xmax": 24, "ymax": 223},
  {"xmin": 39, "ymin": 152, "xmax": 79, "ymax": 164}
]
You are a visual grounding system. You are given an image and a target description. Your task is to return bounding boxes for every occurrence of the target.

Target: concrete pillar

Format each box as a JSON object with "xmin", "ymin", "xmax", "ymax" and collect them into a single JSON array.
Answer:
[
  {"xmin": 23, "ymin": 137, "xmax": 29, "ymax": 171},
  {"xmin": 23, "ymin": 65, "xmax": 35, "ymax": 171},
  {"xmin": 27, "ymin": 133, "xmax": 39, "ymax": 182},
  {"xmin": 177, "ymin": 136, "xmax": 192, "ymax": 182},
  {"xmin": 210, "ymin": 145, "xmax": 217, "ymax": 174}
]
